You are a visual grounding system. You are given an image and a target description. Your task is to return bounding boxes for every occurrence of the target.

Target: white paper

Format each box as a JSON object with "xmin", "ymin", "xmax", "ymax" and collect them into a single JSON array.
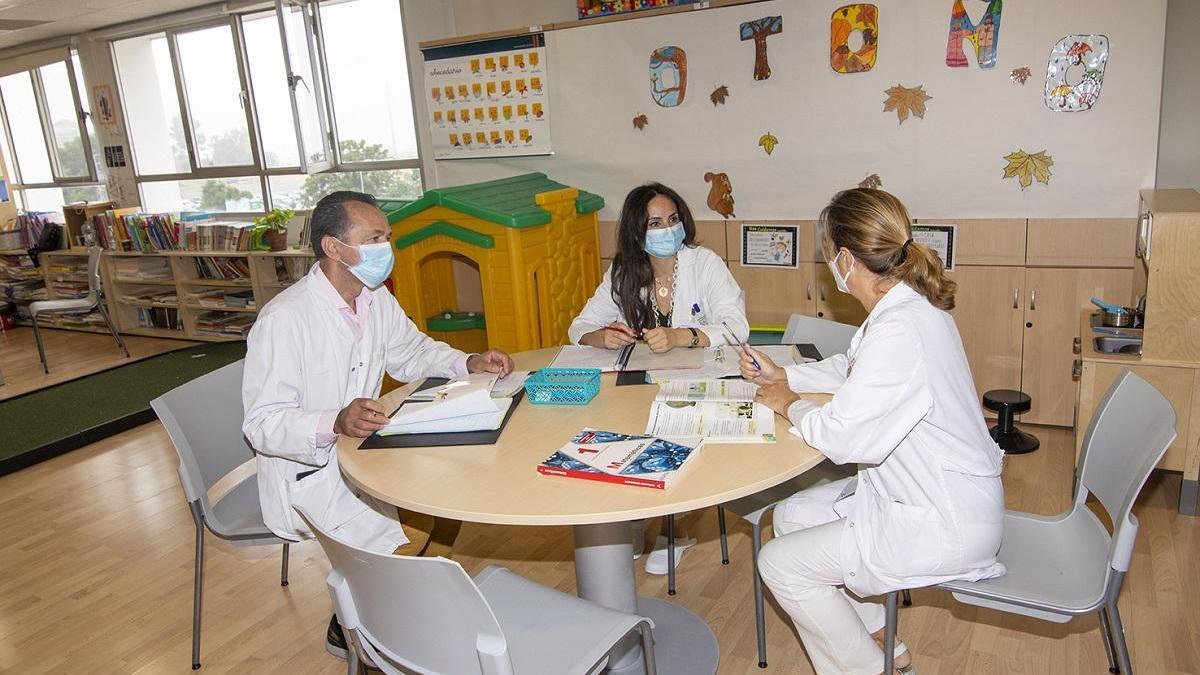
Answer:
[
  {"xmin": 390, "ymin": 383, "xmax": 499, "ymax": 425},
  {"xmin": 491, "ymin": 370, "xmax": 529, "ymax": 397},
  {"xmin": 624, "ymin": 343, "xmax": 705, "ymax": 371},
  {"xmin": 382, "ymin": 397, "xmax": 513, "ymax": 435},
  {"xmin": 407, "ymin": 372, "xmax": 498, "ymax": 402},
  {"xmin": 752, "ymin": 344, "xmax": 816, "ymax": 366},
  {"xmin": 550, "ymin": 345, "xmax": 621, "ymax": 371},
  {"xmin": 656, "ymin": 379, "xmax": 759, "ymax": 402},
  {"xmin": 645, "ymin": 399, "xmax": 776, "ymax": 443},
  {"xmin": 648, "ymin": 345, "xmax": 740, "ymax": 382}
]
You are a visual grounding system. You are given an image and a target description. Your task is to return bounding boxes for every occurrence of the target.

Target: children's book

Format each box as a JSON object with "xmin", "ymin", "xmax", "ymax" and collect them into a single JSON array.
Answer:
[
  {"xmin": 645, "ymin": 379, "xmax": 776, "ymax": 443},
  {"xmin": 536, "ymin": 429, "xmax": 703, "ymax": 489}
]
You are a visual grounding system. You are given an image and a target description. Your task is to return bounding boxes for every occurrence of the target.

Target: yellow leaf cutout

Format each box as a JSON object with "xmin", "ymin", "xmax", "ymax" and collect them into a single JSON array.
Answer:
[
  {"xmin": 758, "ymin": 132, "xmax": 779, "ymax": 155},
  {"xmin": 1002, "ymin": 150, "xmax": 1054, "ymax": 189},
  {"xmin": 882, "ymin": 84, "xmax": 932, "ymax": 124}
]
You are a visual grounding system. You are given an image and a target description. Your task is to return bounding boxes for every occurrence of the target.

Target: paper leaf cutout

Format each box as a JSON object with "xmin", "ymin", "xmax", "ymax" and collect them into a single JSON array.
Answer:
[
  {"xmin": 758, "ymin": 132, "xmax": 779, "ymax": 155},
  {"xmin": 710, "ymin": 85, "xmax": 730, "ymax": 106},
  {"xmin": 882, "ymin": 84, "xmax": 932, "ymax": 124},
  {"xmin": 1002, "ymin": 150, "xmax": 1054, "ymax": 190},
  {"xmin": 633, "ymin": 114, "xmax": 648, "ymax": 130},
  {"xmin": 859, "ymin": 173, "xmax": 882, "ymax": 189},
  {"xmin": 1010, "ymin": 67, "xmax": 1031, "ymax": 85}
]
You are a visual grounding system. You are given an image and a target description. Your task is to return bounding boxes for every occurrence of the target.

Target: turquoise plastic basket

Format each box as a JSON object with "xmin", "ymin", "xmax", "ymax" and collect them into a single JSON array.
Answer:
[{"xmin": 524, "ymin": 368, "xmax": 601, "ymax": 405}]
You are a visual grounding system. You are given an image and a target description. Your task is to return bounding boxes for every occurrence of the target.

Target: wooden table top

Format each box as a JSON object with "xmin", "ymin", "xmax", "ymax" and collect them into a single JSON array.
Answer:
[{"xmin": 338, "ymin": 348, "xmax": 826, "ymax": 526}]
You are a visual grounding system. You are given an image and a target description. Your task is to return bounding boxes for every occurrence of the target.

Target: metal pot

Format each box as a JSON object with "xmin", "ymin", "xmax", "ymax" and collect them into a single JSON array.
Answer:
[{"xmin": 1101, "ymin": 306, "xmax": 1143, "ymax": 328}]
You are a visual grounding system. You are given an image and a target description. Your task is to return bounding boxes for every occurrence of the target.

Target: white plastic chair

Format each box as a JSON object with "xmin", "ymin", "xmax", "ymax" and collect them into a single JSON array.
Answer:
[
  {"xmin": 30, "ymin": 242, "xmax": 129, "ymax": 373},
  {"xmin": 707, "ymin": 313, "xmax": 859, "ymax": 667},
  {"xmin": 294, "ymin": 506, "xmax": 657, "ymax": 675},
  {"xmin": 781, "ymin": 313, "xmax": 859, "ymax": 358},
  {"xmin": 151, "ymin": 359, "xmax": 292, "ymax": 670},
  {"xmin": 881, "ymin": 370, "xmax": 1177, "ymax": 675}
]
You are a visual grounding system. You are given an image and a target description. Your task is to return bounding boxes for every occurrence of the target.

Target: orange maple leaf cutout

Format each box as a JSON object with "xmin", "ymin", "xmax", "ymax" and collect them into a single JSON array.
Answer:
[
  {"xmin": 710, "ymin": 85, "xmax": 730, "ymax": 106},
  {"xmin": 882, "ymin": 84, "xmax": 932, "ymax": 124},
  {"xmin": 633, "ymin": 114, "xmax": 648, "ymax": 130}
]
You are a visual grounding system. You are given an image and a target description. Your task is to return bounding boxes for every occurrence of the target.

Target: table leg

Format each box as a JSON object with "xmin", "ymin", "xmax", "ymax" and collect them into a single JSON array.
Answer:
[{"xmin": 573, "ymin": 521, "xmax": 719, "ymax": 675}]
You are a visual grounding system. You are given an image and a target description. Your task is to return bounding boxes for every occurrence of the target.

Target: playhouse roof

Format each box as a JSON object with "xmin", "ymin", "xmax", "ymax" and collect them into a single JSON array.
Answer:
[{"xmin": 383, "ymin": 173, "xmax": 604, "ymax": 228}]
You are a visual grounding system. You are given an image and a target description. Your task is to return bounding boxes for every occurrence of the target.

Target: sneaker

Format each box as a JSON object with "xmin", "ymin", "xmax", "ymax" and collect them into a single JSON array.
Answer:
[
  {"xmin": 644, "ymin": 535, "xmax": 696, "ymax": 575},
  {"xmin": 325, "ymin": 614, "xmax": 348, "ymax": 660}
]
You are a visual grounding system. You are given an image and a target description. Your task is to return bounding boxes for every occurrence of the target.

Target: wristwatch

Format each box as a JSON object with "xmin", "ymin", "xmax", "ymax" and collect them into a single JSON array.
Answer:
[{"xmin": 688, "ymin": 327, "xmax": 700, "ymax": 348}]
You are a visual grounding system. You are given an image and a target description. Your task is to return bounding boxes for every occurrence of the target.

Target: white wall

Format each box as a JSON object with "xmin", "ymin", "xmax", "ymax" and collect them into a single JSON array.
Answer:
[
  {"xmin": 1155, "ymin": 0, "xmax": 1200, "ymax": 189},
  {"xmin": 407, "ymin": 0, "xmax": 1168, "ymax": 219}
]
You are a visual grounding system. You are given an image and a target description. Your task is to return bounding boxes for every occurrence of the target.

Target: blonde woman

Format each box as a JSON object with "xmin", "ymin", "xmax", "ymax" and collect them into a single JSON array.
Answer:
[{"xmin": 740, "ymin": 188, "xmax": 1005, "ymax": 675}]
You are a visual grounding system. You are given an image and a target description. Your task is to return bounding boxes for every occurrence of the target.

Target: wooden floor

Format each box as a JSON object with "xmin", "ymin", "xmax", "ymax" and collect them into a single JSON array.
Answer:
[
  {"xmin": 1, "ymin": 422, "xmax": 1197, "ymax": 674},
  {"xmin": 0, "ymin": 326, "xmax": 198, "ymax": 401}
]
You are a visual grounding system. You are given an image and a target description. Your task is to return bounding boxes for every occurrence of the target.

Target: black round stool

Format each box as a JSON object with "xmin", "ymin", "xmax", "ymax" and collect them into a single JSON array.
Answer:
[{"xmin": 982, "ymin": 389, "xmax": 1039, "ymax": 454}]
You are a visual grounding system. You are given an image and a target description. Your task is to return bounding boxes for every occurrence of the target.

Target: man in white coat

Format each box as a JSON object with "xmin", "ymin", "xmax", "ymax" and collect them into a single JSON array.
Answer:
[{"xmin": 242, "ymin": 190, "xmax": 513, "ymax": 658}]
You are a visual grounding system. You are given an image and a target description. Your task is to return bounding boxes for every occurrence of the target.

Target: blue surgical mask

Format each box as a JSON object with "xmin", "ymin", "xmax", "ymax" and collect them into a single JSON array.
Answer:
[
  {"xmin": 644, "ymin": 223, "xmax": 685, "ymax": 258},
  {"xmin": 336, "ymin": 239, "xmax": 394, "ymax": 289}
]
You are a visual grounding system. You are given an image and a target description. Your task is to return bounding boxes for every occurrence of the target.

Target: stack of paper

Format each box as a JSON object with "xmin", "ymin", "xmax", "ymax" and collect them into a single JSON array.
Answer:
[
  {"xmin": 645, "ymin": 379, "xmax": 776, "ymax": 443},
  {"xmin": 382, "ymin": 374, "xmax": 511, "ymax": 435},
  {"xmin": 537, "ymin": 429, "xmax": 703, "ymax": 489}
]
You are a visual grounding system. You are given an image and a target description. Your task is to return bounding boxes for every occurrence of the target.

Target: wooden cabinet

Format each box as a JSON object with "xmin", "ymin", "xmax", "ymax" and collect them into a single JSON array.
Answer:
[
  {"xmin": 812, "ymin": 263, "xmax": 868, "ymax": 325},
  {"xmin": 730, "ymin": 264, "xmax": 814, "ymax": 325},
  {"xmin": 946, "ymin": 265, "xmax": 1025, "ymax": 401}
]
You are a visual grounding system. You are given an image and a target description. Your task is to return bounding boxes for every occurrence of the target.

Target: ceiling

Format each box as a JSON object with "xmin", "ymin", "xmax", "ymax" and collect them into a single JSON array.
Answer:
[{"xmin": 0, "ymin": 0, "xmax": 222, "ymax": 50}]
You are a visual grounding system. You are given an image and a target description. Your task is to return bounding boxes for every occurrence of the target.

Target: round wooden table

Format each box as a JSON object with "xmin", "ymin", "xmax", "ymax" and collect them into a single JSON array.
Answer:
[{"xmin": 339, "ymin": 348, "xmax": 825, "ymax": 674}]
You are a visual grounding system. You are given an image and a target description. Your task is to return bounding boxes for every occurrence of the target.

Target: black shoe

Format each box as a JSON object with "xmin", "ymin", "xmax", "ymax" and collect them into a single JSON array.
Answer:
[{"xmin": 326, "ymin": 614, "xmax": 348, "ymax": 660}]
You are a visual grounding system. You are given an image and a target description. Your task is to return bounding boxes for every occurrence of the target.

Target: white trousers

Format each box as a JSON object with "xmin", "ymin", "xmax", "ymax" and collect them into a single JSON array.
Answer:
[{"xmin": 759, "ymin": 480, "xmax": 890, "ymax": 675}]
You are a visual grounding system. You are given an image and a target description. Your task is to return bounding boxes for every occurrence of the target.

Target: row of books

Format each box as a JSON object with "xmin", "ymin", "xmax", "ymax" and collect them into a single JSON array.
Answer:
[
  {"xmin": 185, "ymin": 288, "xmax": 256, "ymax": 309},
  {"xmin": 0, "ymin": 212, "xmax": 58, "ymax": 250},
  {"xmin": 189, "ymin": 221, "xmax": 255, "ymax": 251},
  {"xmin": 112, "ymin": 257, "xmax": 172, "ymax": 282},
  {"xmin": 194, "ymin": 311, "xmax": 255, "ymax": 338},
  {"xmin": 93, "ymin": 208, "xmax": 259, "ymax": 253},
  {"xmin": 135, "ymin": 307, "xmax": 182, "ymax": 330},
  {"xmin": 0, "ymin": 253, "xmax": 40, "ymax": 281},
  {"xmin": 0, "ymin": 279, "xmax": 46, "ymax": 304},
  {"xmin": 191, "ymin": 256, "xmax": 251, "ymax": 281}
]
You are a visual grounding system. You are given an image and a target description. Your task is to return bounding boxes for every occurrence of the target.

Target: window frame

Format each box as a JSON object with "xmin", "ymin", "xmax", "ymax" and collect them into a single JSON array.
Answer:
[
  {"xmin": 0, "ymin": 56, "xmax": 100, "ymax": 195},
  {"xmin": 109, "ymin": 0, "xmax": 424, "ymax": 217}
]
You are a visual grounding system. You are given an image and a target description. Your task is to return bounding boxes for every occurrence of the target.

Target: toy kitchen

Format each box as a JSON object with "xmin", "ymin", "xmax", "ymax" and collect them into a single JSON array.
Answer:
[{"xmin": 1075, "ymin": 189, "xmax": 1200, "ymax": 515}]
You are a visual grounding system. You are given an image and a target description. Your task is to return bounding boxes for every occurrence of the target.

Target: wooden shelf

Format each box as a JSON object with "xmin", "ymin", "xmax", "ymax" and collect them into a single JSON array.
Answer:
[
  {"xmin": 123, "ymin": 326, "xmax": 189, "ymax": 339},
  {"xmin": 0, "ymin": 248, "xmax": 29, "ymax": 255},
  {"xmin": 171, "ymin": 251, "xmax": 250, "ymax": 257},
  {"xmin": 184, "ymin": 303, "xmax": 257, "ymax": 313},
  {"xmin": 112, "ymin": 277, "xmax": 176, "ymax": 286},
  {"xmin": 118, "ymin": 299, "xmax": 178, "ymax": 309},
  {"xmin": 104, "ymin": 251, "xmax": 170, "ymax": 257},
  {"xmin": 177, "ymin": 278, "xmax": 253, "ymax": 288}
]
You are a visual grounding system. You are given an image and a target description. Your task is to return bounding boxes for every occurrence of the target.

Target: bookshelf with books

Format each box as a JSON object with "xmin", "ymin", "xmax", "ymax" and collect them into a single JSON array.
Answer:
[
  {"xmin": 31, "ymin": 250, "xmax": 109, "ymax": 334},
  {"xmin": 0, "ymin": 249, "xmax": 47, "ymax": 323},
  {"xmin": 250, "ymin": 249, "xmax": 316, "ymax": 306}
]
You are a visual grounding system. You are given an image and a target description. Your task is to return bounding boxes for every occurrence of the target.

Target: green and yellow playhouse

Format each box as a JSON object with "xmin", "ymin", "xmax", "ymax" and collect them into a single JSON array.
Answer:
[{"xmin": 383, "ymin": 173, "xmax": 604, "ymax": 353}]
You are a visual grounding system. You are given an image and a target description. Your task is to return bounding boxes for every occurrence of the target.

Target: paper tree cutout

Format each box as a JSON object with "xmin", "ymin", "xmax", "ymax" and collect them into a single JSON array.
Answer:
[
  {"xmin": 758, "ymin": 132, "xmax": 779, "ymax": 155},
  {"xmin": 704, "ymin": 172, "xmax": 735, "ymax": 219},
  {"xmin": 946, "ymin": 0, "xmax": 1002, "ymax": 69},
  {"xmin": 633, "ymin": 114, "xmax": 648, "ymax": 130},
  {"xmin": 1010, "ymin": 66, "xmax": 1031, "ymax": 84},
  {"xmin": 831, "ymin": 4, "xmax": 879, "ymax": 74},
  {"xmin": 710, "ymin": 85, "xmax": 730, "ymax": 106},
  {"xmin": 740, "ymin": 16, "xmax": 782, "ymax": 81},
  {"xmin": 1002, "ymin": 150, "xmax": 1053, "ymax": 189},
  {"xmin": 859, "ymin": 173, "xmax": 883, "ymax": 189},
  {"xmin": 1044, "ymin": 35, "xmax": 1109, "ymax": 112},
  {"xmin": 650, "ymin": 46, "xmax": 687, "ymax": 107},
  {"xmin": 883, "ymin": 84, "xmax": 932, "ymax": 124}
]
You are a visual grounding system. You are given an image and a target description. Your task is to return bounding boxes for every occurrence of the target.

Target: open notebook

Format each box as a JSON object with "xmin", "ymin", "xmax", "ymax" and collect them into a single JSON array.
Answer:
[{"xmin": 550, "ymin": 343, "xmax": 704, "ymax": 372}]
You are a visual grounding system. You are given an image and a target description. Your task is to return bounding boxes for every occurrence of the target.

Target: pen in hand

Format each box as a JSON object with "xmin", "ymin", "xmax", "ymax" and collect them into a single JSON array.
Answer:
[{"xmin": 722, "ymin": 320, "xmax": 761, "ymax": 369}]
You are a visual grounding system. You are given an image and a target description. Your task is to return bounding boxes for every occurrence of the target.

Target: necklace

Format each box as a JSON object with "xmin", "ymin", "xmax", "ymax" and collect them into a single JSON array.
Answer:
[{"xmin": 652, "ymin": 256, "xmax": 678, "ymax": 325}]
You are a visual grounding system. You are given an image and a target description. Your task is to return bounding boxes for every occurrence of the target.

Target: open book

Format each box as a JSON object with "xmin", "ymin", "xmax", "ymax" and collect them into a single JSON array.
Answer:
[
  {"xmin": 536, "ymin": 429, "xmax": 703, "ymax": 489},
  {"xmin": 648, "ymin": 344, "xmax": 815, "ymax": 382},
  {"xmin": 645, "ymin": 379, "xmax": 776, "ymax": 443}
]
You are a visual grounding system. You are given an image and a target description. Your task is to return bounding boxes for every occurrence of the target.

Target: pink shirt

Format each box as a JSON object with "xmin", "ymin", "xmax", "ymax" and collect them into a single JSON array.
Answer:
[{"xmin": 314, "ymin": 265, "xmax": 375, "ymax": 444}]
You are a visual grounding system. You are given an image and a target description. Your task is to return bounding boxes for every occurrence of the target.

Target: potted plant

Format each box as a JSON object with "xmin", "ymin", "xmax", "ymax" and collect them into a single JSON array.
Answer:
[{"xmin": 253, "ymin": 208, "xmax": 294, "ymax": 251}]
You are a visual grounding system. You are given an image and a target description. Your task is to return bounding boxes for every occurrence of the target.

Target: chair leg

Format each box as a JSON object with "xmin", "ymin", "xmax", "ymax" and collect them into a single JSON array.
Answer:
[
  {"xmin": 280, "ymin": 543, "xmax": 290, "ymax": 587},
  {"xmin": 666, "ymin": 514, "xmax": 676, "ymax": 596},
  {"xmin": 1106, "ymin": 572, "xmax": 1133, "ymax": 675},
  {"xmin": 347, "ymin": 638, "xmax": 361, "ymax": 675},
  {"xmin": 883, "ymin": 591, "xmax": 899, "ymax": 674},
  {"xmin": 191, "ymin": 517, "xmax": 205, "ymax": 670},
  {"xmin": 751, "ymin": 521, "xmax": 767, "ymax": 668},
  {"xmin": 1098, "ymin": 607, "xmax": 1119, "ymax": 674},
  {"xmin": 638, "ymin": 622, "xmax": 658, "ymax": 675},
  {"xmin": 717, "ymin": 506, "xmax": 729, "ymax": 565},
  {"xmin": 31, "ymin": 318, "xmax": 48, "ymax": 374},
  {"xmin": 901, "ymin": 589, "xmax": 912, "ymax": 607},
  {"xmin": 98, "ymin": 303, "xmax": 129, "ymax": 358}
]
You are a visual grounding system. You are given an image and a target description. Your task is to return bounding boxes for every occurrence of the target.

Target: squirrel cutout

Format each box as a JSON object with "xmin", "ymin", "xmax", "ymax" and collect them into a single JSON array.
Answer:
[{"xmin": 704, "ymin": 172, "xmax": 735, "ymax": 219}]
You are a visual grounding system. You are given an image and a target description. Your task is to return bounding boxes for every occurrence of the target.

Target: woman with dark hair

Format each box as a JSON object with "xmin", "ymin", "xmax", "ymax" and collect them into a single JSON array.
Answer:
[
  {"xmin": 568, "ymin": 182, "xmax": 749, "ymax": 573},
  {"xmin": 740, "ymin": 188, "xmax": 1005, "ymax": 674},
  {"xmin": 569, "ymin": 182, "xmax": 748, "ymax": 352}
]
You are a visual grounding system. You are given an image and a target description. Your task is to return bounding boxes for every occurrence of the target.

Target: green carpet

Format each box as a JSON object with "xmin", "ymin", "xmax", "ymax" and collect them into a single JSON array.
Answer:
[{"xmin": 0, "ymin": 342, "xmax": 246, "ymax": 474}]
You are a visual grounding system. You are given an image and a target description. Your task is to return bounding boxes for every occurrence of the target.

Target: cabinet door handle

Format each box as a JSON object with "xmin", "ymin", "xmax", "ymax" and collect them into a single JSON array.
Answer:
[
  {"xmin": 1012, "ymin": 288, "xmax": 1019, "ymax": 309},
  {"xmin": 1073, "ymin": 336, "xmax": 1081, "ymax": 354},
  {"xmin": 1072, "ymin": 357, "xmax": 1082, "ymax": 381},
  {"xmin": 820, "ymin": 286, "xmax": 826, "ymax": 303},
  {"xmin": 1030, "ymin": 289, "xmax": 1037, "ymax": 311},
  {"xmin": 806, "ymin": 283, "xmax": 813, "ymax": 301}
]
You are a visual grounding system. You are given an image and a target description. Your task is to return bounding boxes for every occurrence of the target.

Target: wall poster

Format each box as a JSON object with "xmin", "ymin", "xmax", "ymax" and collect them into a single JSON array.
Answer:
[
  {"xmin": 422, "ymin": 34, "xmax": 552, "ymax": 159},
  {"xmin": 741, "ymin": 224, "xmax": 798, "ymax": 268},
  {"xmin": 910, "ymin": 223, "xmax": 957, "ymax": 270}
]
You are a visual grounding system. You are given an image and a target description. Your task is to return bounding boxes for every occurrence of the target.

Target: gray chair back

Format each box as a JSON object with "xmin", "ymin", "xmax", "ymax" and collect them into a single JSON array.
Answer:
[
  {"xmin": 151, "ymin": 360, "xmax": 255, "ymax": 510},
  {"xmin": 782, "ymin": 313, "xmax": 858, "ymax": 358},
  {"xmin": 294, "ymin": 506, "xmax": 513, "ymax": 675},
  {"xmin": 1075, "ymin": 370, "xmax": 1176, "ymax": 573},
  {"xmin": 86, "ymin": 246, "xmax": 103, "ymax": 298}
]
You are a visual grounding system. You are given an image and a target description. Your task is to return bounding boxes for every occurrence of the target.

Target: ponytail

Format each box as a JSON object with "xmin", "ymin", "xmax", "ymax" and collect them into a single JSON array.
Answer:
[{"xmin": 818, "ymin": 188, "xmax": 957, "ymax": 310}]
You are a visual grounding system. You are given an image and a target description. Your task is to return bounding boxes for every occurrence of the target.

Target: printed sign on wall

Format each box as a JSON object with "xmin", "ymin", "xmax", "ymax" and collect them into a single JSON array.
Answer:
[
  {"xmin": 741, "ymin": 224, "xmax": 798, "ymax": 268},
  {"xmin": 910, "ymin": 223, "xmax": 957, "ymax": 270},
  {"xmin": 422, "ymin": 34, "xmax": 552, "ymax": 159}
]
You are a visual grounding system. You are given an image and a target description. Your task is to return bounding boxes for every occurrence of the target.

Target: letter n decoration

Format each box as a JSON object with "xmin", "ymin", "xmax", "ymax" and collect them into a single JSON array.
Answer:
[{"xmin": 946, "ymin": 0, "xmax": 1002, "ymax": 68}]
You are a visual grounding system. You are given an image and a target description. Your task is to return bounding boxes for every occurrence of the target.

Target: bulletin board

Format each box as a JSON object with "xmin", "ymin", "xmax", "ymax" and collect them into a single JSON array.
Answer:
[
  {"xmin": 422, "ymin": 34, "xmax": 553, "ymax": 159},
  {"xmin": 426, "ymin": 0, "xmax": 1167, "ymax": 219}
]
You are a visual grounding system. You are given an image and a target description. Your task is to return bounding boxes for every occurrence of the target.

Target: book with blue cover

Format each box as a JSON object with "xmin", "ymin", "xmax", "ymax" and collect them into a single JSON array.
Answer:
[{"xmin": 536, "ymin": 429, "xmax": 703, "ymax": 489}]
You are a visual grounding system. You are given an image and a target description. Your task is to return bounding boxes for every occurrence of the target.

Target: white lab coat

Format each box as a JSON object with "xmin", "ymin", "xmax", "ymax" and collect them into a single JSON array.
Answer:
[
  {"xmin": 778, "ymin": 282, "xmax": 1006, "ymax": 597},
  {"xmin": 567, "ymin": 245, "xmax": 749, "ymax": 345},
  {"xmin": 242, "ymin": 264, "xmax": 469, "ymax": 553}
]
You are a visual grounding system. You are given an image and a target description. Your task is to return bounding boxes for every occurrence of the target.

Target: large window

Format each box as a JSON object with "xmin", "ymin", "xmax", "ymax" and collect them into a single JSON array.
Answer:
[
  {"xmin": 112, "ymin": 0, "xmax": 423, "ymax": 216},
  {"xmin": 0, "ymin": 53, "xmax": 107, "ymax": 211}
]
